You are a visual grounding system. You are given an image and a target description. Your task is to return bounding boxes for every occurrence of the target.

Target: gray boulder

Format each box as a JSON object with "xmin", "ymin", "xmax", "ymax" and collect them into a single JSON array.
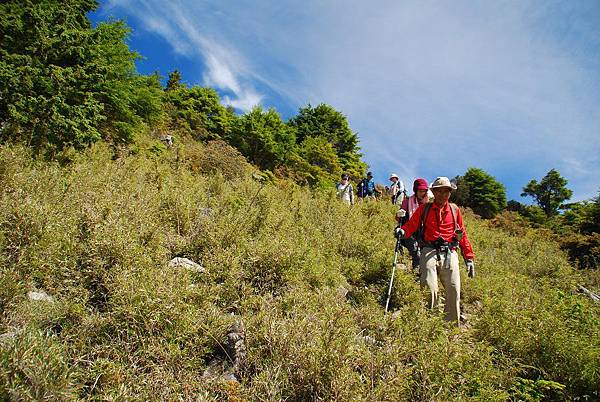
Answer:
[
  {"xmin": 168, "ymin": 257, "xmax": 205, "ymax": 273},
  {"xmin": 337, "ymin": 286, "xmax": 349, "ymax": 298},
  {"xmin": 28, "ymin": 290, "xmax": 54, "ymax": 302},
  {"xmin": 0, "ymin": 330, "xmax": 20, "ymax": 346}
]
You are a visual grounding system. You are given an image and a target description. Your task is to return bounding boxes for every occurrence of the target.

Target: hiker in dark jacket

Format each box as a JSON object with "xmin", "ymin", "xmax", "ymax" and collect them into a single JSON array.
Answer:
[
  {"xmin": 360, "ymin": 172, "xmax": 376, "ymax": 199},
  {"xmin": 395, "ymin": 177, "xmax": 475, "ymax": 326}
]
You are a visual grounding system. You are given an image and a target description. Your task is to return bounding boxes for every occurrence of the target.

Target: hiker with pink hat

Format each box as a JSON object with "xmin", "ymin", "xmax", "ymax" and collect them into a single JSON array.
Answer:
[{"xmin": 396, "ymin": 178, "xmax": 431, "ymax": 272}]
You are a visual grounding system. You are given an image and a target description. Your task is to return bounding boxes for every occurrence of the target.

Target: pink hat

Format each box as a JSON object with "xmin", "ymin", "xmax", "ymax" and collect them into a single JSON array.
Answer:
[{"xmin": 413, "ymin": 178, "xmax": 428, "ymax": 192}]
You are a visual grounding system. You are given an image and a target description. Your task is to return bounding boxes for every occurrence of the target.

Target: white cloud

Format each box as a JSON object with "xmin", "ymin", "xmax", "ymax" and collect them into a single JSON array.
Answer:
[
  {"xmin": 223, "ymin": 91, "xmax": 263, "ymax": 112},
  {"xmin": 203, "ymin": 53, "xmax": 240, "ymax": 93},
  {"xmin": 200, "ymin": 48, "xmax": 263, "ymax": 109},
  {"xmin": 104, "ymin": 0, "xmax": 263, "ymax": 111},
  {"xmin": 144, "ymin": 16, "xmax": 192, "ymax": 56}
]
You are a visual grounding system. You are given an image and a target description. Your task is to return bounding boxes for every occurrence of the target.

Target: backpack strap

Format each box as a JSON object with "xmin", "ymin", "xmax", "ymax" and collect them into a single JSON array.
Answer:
[
  {"xmin": 417, "ymin": 202, "xmax": 433, "ymax": 245},
  {"xmin": 449, "ymin": 203, "xmax": 459, "ymax": 231}
]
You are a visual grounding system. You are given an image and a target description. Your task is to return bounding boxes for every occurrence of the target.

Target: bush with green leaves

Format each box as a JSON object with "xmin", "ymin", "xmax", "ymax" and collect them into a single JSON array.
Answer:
[
  {"xmin": 453, "ymin": 167, "xmax": 507, "ymax": 219},
  {"xmin": 296, "ymin": 135, "xmax": 342, "ymax": 185},
  {"xmin": 507, "ymin": 190, "xmax": 600, "ymax": 269},
  {"xmin": 227, "ymin": 106, "xmax": 296, "ymax": 171},
  {"xmin": 288, "ymin": 103, "xmax": 366, "ymax": 178},
  {"xmin": 164, "ymin": 84, "xmax": 235, "ymax": 141}
]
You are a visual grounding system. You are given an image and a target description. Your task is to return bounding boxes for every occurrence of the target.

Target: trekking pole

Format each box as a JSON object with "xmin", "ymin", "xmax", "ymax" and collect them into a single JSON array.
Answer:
[{"xmin": 385, "ymin": 236, "xmax": 403, "ymax": 314}]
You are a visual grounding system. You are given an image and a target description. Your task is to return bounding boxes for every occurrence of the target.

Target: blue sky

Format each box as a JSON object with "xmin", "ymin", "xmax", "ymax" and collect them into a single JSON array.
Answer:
[{"xmin": 92, "ymin": 0, "xmax": 600, "ymax": 202}]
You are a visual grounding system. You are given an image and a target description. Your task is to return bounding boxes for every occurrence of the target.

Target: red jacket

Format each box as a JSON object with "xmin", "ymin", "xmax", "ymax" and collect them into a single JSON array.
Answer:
[{"xmin": 401, "ymin": 201, "xmax": 474, "ymax": 261}]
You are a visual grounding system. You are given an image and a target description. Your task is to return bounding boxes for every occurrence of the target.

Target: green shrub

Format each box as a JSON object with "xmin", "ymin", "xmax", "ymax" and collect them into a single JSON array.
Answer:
[
  {"xmin": 559, "ymin": 232, "xmax": 600, "ymax": 269},
  {"xmin": 467, "ymin": 215, "xmax": 599, "ymax": 398},
  {"xmin": 183, "ymin": 139, "xmax": 253, "ymax": 181},
  {"xmin": 0, "ymin": 329, "xmax": 81, "ymax": 400}
]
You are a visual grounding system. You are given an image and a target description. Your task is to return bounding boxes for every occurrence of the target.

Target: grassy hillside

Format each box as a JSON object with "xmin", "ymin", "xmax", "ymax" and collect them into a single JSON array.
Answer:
[{"xmin": 0, "ymin": 141, "xmax": 598, "ymax": 401}]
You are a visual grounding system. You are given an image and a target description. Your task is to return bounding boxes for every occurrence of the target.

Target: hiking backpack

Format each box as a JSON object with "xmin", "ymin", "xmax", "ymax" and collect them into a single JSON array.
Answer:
[{"xmin": 357, "ymin": 179, "xmax": 368, "ymax": 197}]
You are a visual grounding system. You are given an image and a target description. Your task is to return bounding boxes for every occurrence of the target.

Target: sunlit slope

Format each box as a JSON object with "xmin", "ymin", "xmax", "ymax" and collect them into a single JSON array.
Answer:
[{"xmin": 0, "ymin": 143, "xmax": 597, "ymax": 401}]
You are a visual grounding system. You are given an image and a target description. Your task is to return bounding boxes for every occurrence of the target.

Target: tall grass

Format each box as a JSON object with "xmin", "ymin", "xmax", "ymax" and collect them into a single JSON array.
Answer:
[{"xmin": 0, "ymin": 141, "xmax": 597, "ymax": 400}]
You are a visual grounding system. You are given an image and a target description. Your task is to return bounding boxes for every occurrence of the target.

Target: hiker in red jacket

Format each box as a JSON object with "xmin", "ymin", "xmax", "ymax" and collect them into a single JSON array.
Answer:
[{"xmin": 395, "ymin": 177, "xmax": 475, "ymax": 325}]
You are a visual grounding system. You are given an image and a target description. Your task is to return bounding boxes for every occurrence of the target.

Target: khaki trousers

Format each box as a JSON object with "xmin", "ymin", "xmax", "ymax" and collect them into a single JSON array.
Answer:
[{"xmin": 420, "ymin": 247, "xmax": 461, "ymax": 325}]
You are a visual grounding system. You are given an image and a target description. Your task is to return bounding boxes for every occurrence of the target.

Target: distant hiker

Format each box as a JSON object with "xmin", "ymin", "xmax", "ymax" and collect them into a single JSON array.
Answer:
[
  {"xmin": 374, "ymin": 183, "xmax": 386, "ymax": 200},
  {"xmin": 336, "ymin": 173, "xmax": 354, "ymax": 205},
  {"xmin": 395, "ymin": 177, "xmax": 475, "ymax": 326},
  {"xmin": 161, "ymin": 134, "xmax": 174, "ymax": 147},
  {"xmin": 359, "ymin": 172, "xmax": 376, "ymax": 200},
  {"xmin": 356, "ymin": 179, "xmax": 365, "ymax": 199},
  {"xmin": 389, "ymin": 173, "xmax": 406, "ymax": 205},
  {"xmin": 397, "ymin": 178, "xmax": 431, "ymax": 271}
]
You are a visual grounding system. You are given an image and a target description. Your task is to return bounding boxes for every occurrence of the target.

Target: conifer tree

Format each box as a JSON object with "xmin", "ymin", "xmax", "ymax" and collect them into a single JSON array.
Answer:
[
  {"xmin": 521, "ymin": 169, "xmax": 572, "ymax": 217},
  {"xmin": 288, "ymin": 104, "xmax": 365, "ymax": 177},
  {"xmin": 454, "ymin": 168, "xmax": 507, "ymax": 218},
  {"xmin": 0, "ymin": 0, "xmax": 163, "ymax": 152}
]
